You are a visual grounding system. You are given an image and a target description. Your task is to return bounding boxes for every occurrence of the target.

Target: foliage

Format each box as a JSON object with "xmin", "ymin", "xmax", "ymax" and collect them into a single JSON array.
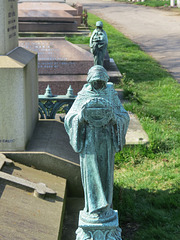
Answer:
[{"xmin": 66, "ymin": 13, "xmax": 180, "ymax": 240}]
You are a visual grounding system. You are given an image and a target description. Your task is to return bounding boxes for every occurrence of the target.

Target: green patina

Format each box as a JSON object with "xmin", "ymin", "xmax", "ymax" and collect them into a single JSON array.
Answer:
[{"xmin": 64, "ymin": 65, "xmax": 129, "ymax": 239}]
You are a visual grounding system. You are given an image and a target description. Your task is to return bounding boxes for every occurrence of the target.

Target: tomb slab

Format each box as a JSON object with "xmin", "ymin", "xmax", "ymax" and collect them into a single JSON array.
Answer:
[{"xmin": 0, "ymin": 159, "xmax": 66, "ymax": 240}]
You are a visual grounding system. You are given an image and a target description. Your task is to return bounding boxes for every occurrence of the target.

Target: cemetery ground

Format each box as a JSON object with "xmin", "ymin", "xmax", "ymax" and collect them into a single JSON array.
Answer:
[
  {"xmin": 65, "ymin": 13, "xmax": 180, "ymax": 240},
  {"xmin": 115, "ymin": 0, "xmax": 180, "ymax": 9}
]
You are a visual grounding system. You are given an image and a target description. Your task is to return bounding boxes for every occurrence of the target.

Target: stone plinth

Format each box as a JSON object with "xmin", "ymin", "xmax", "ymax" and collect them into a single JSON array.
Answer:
[
  {"xmin": 19, "ymin": 21, "xmax": 78, "ymax": 33},
  {"xmin": 0, "ymin": 47, "xmax": 38, "ymax": 151},
  {"xmin": 0, "ymin": 0, "xmax": 18, "ymax": 55},
  {"xmin": 19, "ymin": 38, "xmax": 94, "ymax": 75},
  {"xmin": 38, "ymin": 75, "xmax": 87, "ymax": 95}
]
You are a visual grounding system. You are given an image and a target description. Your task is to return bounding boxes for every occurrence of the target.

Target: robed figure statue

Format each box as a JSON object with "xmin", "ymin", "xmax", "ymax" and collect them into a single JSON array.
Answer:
[
  {"xmin": 64, "ymin": 65, "xmax": 129, "ymax": 240},
  {"xmin": 90, "ymin": 21, "xmax": 108, "ymax": 66}
]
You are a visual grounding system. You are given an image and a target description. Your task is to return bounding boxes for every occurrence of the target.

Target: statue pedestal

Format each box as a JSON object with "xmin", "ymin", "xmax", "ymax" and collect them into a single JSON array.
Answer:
[{"xmin": 76, "ymin": 210, "xmax": 122, "ymax": 240}]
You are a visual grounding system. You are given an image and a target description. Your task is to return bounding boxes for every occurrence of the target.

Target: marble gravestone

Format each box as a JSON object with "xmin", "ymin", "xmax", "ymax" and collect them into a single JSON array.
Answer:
[
  {"xmin": 65, "ymin": 65, "xmax": 130, "ymax": 239},
  {"xmin": 0, "ymin": 0, "xmax": 38, "ymax": 151}
]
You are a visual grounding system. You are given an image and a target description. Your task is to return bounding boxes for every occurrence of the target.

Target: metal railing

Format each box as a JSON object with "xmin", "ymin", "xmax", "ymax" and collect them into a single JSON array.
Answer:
[{"xmin": 38, "ymin": 85, "xmax": 76, "ymax": 121}]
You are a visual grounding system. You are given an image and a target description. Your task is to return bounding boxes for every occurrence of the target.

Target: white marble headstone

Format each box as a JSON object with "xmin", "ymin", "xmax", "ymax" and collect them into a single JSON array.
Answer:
[{"xmin": 0, "ymin": 0, "xmax": 18, "ymax": 55}]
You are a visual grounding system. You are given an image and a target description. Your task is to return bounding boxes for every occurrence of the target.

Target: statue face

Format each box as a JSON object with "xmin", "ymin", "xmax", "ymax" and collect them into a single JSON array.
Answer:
[{"xmin": 91, "ymin": 80, "xmax": 106, "ymax": 90}]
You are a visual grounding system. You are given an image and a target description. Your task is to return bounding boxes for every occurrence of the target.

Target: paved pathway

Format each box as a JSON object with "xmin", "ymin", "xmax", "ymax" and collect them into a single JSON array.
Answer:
[{"xmin": 66, "ymin": 0, "xmax": 180, "ymax": 83}]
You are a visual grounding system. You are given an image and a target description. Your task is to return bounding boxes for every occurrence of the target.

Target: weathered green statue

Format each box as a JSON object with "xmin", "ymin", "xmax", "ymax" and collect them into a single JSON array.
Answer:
[
  {"xmin": 90, "ymin": 21, "xmax": 108, "ymax": 66},
  {"xmin": 64, "ymin": 65, "xmax": 129, "ymax": 240}
]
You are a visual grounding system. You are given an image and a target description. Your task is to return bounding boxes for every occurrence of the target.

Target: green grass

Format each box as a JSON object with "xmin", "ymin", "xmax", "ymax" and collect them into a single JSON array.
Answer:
[
  {"xmin": 115, "ymin": 0, "xmax": 171, "ymax": 8},
  {"xmin": 66, "ymin": 13, "xmax": 180, "ymax": 240}
]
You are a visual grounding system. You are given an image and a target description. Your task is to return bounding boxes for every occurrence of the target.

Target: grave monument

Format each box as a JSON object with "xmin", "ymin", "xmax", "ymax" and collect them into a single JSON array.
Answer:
[
  {"xmin": 19, "ymin": 37, "xmax": 94, "ymax": 95},
  {"xmin": 0, "ymin": 0, "xmax": 38, "ymax": 151},
  {"xmin": 18, "ymin": 1, "xmax": 82, "ymax": 32},
  {"xmin": 64, "ymin": 65, "xmax": 130, "ymax": 239}
]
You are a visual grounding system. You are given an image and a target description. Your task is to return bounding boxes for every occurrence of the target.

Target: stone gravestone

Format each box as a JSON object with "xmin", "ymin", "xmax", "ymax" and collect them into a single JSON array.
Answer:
[
  {"xmin": 64, "ymin": 65, "xmax": 130, "ymax": 239},
  {"xmin": 0, "ymin": 0, "xmax": 38, "ymax": 151},
  {"xmin": 18, "ymin": 1, "xmax": 82, "ymax": 32},
  {"xmin": 0, "ymin": 154, "xmax": 66, "ymax": 240},
  {"xmin": 19, "ymin": 37, "xmax": 94, "ymax": 95},
  {"xmin": 0, "ymin": 0, "xmax": 18, "ymax": 55}
]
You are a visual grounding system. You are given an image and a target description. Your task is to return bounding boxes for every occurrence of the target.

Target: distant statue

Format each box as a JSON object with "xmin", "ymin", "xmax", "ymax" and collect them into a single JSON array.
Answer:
[
  {"xmin": 90, "ymin": 21, "xmax": 108, "ymax": 66},
  {"xmin": 65, "ymin": 65, "xmax": 129, "ymax": 239}
]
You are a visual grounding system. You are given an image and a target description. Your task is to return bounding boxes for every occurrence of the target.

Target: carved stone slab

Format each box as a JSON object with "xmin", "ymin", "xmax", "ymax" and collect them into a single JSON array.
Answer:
[
  {"xmin": 18, "ymin": 2, "xmax": 80, "ymax": 32},
  {"xmin": 19, "ymin": 38, "xmax": 94, "ymax": 75},
  {"xmin": 0, "ymin": 159, "xmax": 66, "ymax": 240}
]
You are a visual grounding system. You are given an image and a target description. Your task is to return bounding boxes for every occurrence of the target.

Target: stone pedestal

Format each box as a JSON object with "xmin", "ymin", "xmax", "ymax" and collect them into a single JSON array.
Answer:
[
  {"xmin": 0, "ymin": 0, "xmax": 18, "ymax": 55},
  {"xmin": 76, "ymin": 210, "xmax": 122, "ymax": 240},
  {"xmin": 0, "ymin": 48, "xmax": 38, "ymax": 151},
  {"xmin": 0, "ymin": 0, "xmax": 38, "ymax": 151}
]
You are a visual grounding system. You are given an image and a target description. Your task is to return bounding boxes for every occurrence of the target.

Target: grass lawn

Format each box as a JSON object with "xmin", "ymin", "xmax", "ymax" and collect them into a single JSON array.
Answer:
[
  {"xmin": 66, "ymin": 13, "xmax": 180, "ymax": 240},
  {"xmin": 115, "ymin": 0, "xmax": 171, "ymax": 8}
]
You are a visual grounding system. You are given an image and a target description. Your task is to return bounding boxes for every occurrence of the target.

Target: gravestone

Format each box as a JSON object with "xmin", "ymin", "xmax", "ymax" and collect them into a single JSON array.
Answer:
[
  {"xmin": 18, "ymin": 2, "xmax": 82, "ymax": 32},
  {"xmin": 0, "ymin": 0, "xmax": 38, "ymax": 151},
  {"xmin": 19, "ymin": 37, "xmax": 121, "ymax": 95},
  {"xmin": 0, "ymin": 0, "xmax": 18, "ymax": 55},
  {"xmin": 19, "ymin": 37, "xmax": 94, "ymax": 95},
  {"xmin": 0, "ymin": 154, "xmax": 66, "ymax": 240}
]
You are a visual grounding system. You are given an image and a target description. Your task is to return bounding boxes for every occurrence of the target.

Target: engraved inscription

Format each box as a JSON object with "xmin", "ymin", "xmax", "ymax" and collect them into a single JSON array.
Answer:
[
  {"xmin": 7, "ymin": 0, "xmax": 17, "ymax": 39},
  {"xmin": 19, "ymin": 42, "xmax": 68, "ymax": 61},
  {"xmin": 0, "ymin": 139, "xmax": 15, "ymax": 143}
]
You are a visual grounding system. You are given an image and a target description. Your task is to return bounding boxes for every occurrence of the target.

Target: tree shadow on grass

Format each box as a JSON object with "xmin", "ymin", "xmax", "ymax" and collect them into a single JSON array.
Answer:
[{"xmin": 113, "ymin": 185, "xmax": 180, "ymax": 240}]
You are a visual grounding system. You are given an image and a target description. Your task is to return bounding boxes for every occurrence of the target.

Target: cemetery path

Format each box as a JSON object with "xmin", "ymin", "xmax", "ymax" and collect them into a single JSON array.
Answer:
[{"xmin": 67, "ymin": 0, "xmax": 180, "ymax": 83}]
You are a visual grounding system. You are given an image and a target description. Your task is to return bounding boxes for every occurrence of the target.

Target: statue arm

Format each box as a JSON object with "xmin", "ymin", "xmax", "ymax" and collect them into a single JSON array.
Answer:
[
  {"xmin": 64, "ymin": 98, "xmax": 86, "ymax": 153},
  {"xmin": 90, "ymin": 30, "xmax": 96, "ymax": 48}
]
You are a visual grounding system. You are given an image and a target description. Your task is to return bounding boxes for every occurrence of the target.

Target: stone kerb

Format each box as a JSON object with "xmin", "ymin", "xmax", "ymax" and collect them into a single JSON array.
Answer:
[{"xmin": 0, "ymin": 0, "xmax": 18, "ymax": 55}]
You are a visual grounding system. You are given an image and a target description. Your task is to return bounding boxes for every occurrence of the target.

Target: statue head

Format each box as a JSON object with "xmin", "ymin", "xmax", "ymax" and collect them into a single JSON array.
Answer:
[
  {"xmin": 87, "ymin": 65, "xmax": 109, "ymax": 90},
  {"xmin": 96, "ymin": 21, "xmax": 103, "ymax": 29}
]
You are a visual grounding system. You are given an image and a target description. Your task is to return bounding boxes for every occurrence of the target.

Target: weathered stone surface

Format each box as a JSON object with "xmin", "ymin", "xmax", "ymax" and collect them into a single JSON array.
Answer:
[
  {"xmin": 0, "ymin": 160, "xmax": 66, "ymax": 240},
  {"xmin": 18, "ymin": 2, "xmax": 78, "ymax": 16},
  {"xmin": 19, "ymin": 21, "xmax": 78, "ymax": 32},
  {"xmin": 0, "ymin": 47, "xmax": 38, "ymax": 151},
  {"xmin": 18, "ymin": 2, "xmax": 81, "ymax": 32},
  {"xmin": 19, "ymin": 38, "xmax": 94, "ymax": 75},
  {"xmin": 18, "ymin": 9, "xmax": 76, "ymax": 22},
  {"xmin": 125, "ymin": 112, "xmax": 149, "ymax": 145},
  {"xmin": 0, "ymin": 0, "xmax": 18, "ymax": 55},
  {"xmin": 38, "ymin": 75, "xmax": 87, "ymax": 95}
]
